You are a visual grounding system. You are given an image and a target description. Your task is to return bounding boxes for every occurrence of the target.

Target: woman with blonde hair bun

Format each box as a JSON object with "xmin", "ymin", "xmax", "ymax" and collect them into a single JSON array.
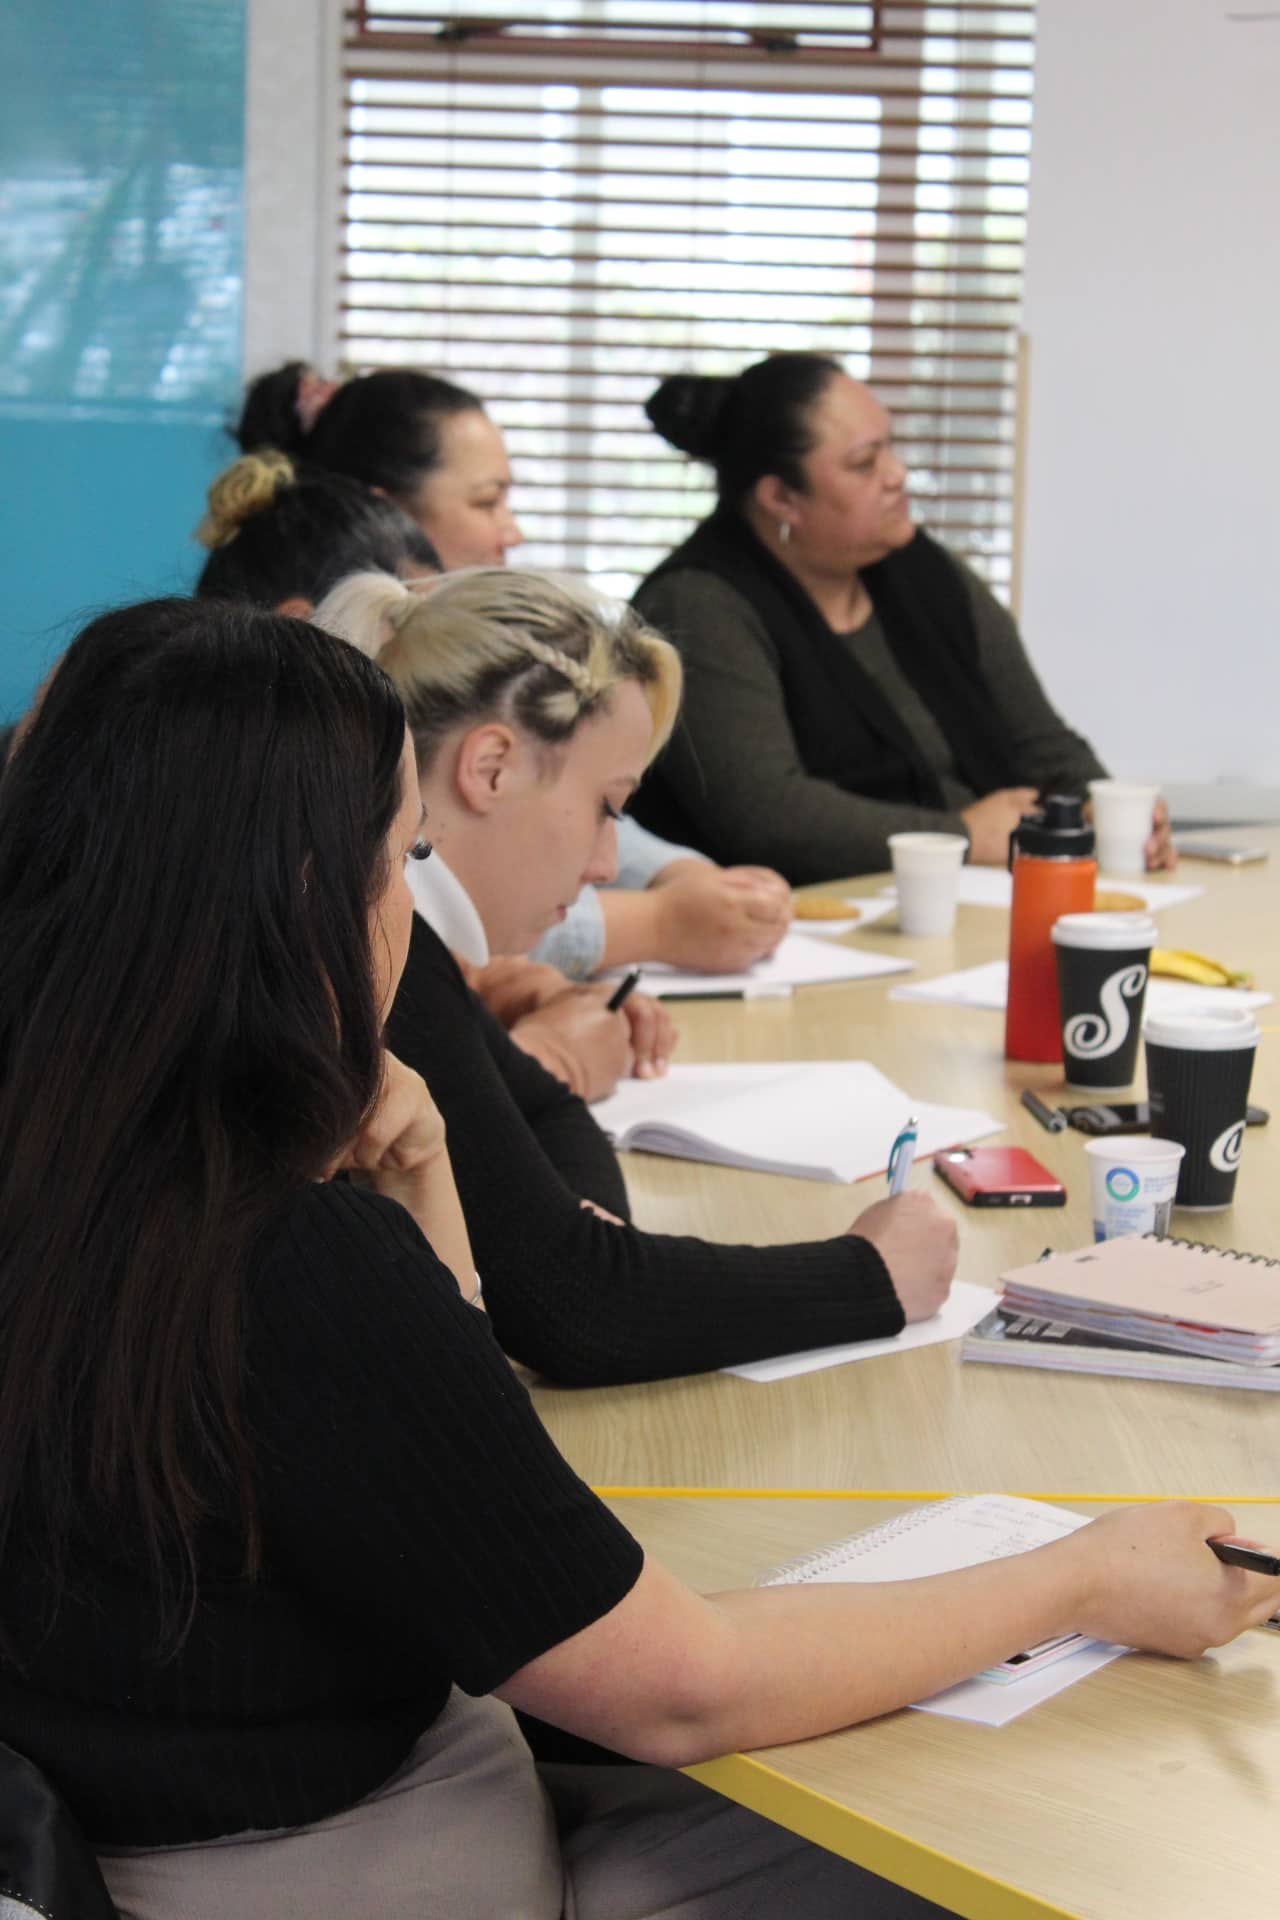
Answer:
[
  {"xmin": 312, "ymin": 565, "xmax": 961, "ymax": 1388},
  {"xmin": 195, "ymin": 451, "xmax": 439, "ymax": 611}
]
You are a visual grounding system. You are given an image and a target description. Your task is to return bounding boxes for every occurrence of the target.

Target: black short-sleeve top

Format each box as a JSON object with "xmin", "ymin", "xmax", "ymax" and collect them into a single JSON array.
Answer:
[{"xmin": 0, "ymin": 1182, "xmax": 643, "ymax": 1846}]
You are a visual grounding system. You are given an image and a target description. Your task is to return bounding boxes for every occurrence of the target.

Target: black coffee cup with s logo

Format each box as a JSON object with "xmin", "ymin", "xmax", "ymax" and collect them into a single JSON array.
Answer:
[
  {"xmin": 1051, "ymin": 912, "xmax": 1156, "ymax": 1092},
  {"xmin": 1144, "ymin": 1007, "xmax": 1259, "ymax": 1209}
]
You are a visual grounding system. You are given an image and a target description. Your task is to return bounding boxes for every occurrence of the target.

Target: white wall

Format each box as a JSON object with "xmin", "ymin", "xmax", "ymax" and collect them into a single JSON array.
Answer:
[
  {"xmin": 1020, "ymin": 0, "xmax": 1280, "ymax": 804},
  {"xmin": 242, "ymin": 0, "xmax": 339, "ymax": 379}
]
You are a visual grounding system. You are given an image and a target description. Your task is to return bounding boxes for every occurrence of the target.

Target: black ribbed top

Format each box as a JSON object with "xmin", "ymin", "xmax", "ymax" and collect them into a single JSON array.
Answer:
[
  {"xmin": 0, "ymin": 1183, "xmax": 643, "ymax": 1846},
  {"xmin": 385, "ymin": 917, "xmax": 905, "ymax": 1386}
]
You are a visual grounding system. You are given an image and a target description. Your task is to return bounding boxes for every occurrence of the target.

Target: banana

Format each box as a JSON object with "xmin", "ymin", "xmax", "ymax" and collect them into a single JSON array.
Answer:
[{"xmin": 1149, "ymin": 948, "xmax": 1254, "ymax": 990}]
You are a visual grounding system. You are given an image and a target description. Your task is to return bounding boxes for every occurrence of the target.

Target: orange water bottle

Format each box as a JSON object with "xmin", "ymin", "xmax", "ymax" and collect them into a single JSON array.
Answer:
[{"xmin": 1004, "ymin": 796, "xmax": 1096, "ymax": 1063}]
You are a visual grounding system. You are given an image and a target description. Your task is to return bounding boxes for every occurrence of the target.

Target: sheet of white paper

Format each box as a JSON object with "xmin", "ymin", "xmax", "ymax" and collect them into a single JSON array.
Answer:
[
  {"xmin": 880, "ymin": 871, "xmax": 1203, "ymax": 913},
  {"xmin": 723, "ymin": 1281, "xmax": 996, "ymax": 1381},
  {"xmin": 604, "ymin": 930, "xmax": 912, "ymax": 1000},
  {"xmin": 891, "ymin": 960, "xmax": 1014, "ymax": 1009},
  {"xmin": 792, "ymin": 897, "xmax": 898, "ymax": 938},
  {"xmin": 592, "ymin": 1062, "xmax": 1003, "ymax": 1185},
  {"xmin": 891, "ymin": 960, "xmax": 1271, "ymax": 1017},
  {"xmin": 913, "ymin": 1639, "xmax": 1126, "ymax": 1727}
]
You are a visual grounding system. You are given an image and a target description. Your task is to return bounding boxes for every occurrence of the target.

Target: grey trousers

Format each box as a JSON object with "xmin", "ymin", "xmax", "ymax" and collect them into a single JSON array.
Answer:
[{"xmin": 98, "ymin": 1690, "xmax": 951, "ymax": 1920}]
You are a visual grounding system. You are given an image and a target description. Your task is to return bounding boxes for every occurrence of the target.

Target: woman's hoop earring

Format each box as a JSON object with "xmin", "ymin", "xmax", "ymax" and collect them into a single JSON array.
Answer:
[{"xmin": 777, "ymin": 521, "xmax": 791, "ymax": 546}]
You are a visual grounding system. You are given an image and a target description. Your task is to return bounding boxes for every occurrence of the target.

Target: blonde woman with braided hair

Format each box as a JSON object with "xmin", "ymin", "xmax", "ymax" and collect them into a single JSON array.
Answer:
[
  {"xmin": 317, "ymin": 566, "xmax": 682, "ymax": 1101},
  {"xmin": 311, "ymin": 565, "xmax": 960, "ymax": 1391}
]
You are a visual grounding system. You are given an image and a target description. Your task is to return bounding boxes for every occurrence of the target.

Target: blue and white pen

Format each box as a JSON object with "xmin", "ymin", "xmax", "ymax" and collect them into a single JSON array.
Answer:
[{"xmin": 887, "ymin": 1114, "xmax": 919, "ymax": 1197}]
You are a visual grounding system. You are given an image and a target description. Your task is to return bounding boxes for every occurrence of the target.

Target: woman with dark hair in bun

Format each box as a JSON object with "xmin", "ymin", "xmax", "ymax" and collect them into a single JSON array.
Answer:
[
  {"xmin": 236, "ymin": 363, "xmax": 523, "ymax": 570},
  {"xmin": 234, "ymin": 361, "xmax": 795, "ymax": 980},
  {"xmin": 633, "ymin": 354, "xmax": 1174, "ymax": 882}
]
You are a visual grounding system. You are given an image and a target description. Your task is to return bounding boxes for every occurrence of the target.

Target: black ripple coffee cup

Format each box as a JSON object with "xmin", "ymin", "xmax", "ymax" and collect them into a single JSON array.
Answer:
[
  {"xmin": 1051, "ymin": 912, "xmax": 1156, "ymax": 1092},
  {"xmin": 1144, "ymin": 1007, "xmax": 1259, "ymax": 1210}
]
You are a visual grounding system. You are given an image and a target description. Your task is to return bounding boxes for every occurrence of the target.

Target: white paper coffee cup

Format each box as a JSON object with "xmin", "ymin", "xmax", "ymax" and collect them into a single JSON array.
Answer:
[
  {"xmin": 887, "ymin": 832, "xmax": 967, "ymax": 936},
  {"xmin": 1084, "ymin": 1136, "xmax": 1185, "ymax": 1241},
  {"xmin": 1088, "ymin": 779, "xmax": 1159, "ymax": 876}
]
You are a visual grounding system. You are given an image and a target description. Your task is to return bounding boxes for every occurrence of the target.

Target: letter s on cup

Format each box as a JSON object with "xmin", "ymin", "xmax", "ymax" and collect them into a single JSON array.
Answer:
[{"xmin": 1063, "ymin": 963, "xmax": 1148, "ymax": 1062}]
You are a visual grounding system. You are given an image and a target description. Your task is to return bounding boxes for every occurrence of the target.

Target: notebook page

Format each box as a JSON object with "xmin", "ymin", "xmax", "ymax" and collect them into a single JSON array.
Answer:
[
  {"xmin": 757, "ymin": 1495, "xmax": 1126, "ymax": 1724},
  {"xmin": 758, "ymin": 1494, "xmax": 1087, "ymax": 1586},
  {"xmin": 590, "ymin": 1062, "xmax": 1003, "ymax": 1185}
]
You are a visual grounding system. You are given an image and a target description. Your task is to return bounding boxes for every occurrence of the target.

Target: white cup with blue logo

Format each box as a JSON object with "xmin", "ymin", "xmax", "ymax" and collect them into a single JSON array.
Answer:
[{"xmin": 1084, "ymin": 1136, "xmax": 1186, "ymax": 1241}]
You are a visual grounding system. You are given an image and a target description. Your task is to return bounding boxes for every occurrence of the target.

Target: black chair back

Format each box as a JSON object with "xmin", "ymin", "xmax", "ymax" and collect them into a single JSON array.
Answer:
[{"xmin": 0, "ymin": 1742, "xmax": 117, "ymax": 1919}]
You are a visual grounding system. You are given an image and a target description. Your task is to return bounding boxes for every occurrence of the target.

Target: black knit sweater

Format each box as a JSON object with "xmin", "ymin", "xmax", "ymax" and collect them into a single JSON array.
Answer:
[{"xmin": 384, "ymin": 916, "xmax": 905, "ymax": 1385}]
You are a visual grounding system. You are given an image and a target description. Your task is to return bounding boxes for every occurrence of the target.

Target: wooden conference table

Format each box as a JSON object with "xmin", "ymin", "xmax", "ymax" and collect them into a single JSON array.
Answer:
[
  {"xmin": 531, "ymin": 834, "xmax": 1280, "ymax": 1499},
  {"xmin": 526, "ymin": 833, "xmax": 1280, "ymax": 1919},
  {"xmin": 605, "ymin": 1492, "xmax": 1280, "ymax": 1920}
]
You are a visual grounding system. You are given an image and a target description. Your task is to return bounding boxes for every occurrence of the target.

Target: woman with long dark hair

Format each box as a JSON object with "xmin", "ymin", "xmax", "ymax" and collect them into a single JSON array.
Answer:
[{"xmin": 0, "ymin": 596, "xmax": 1273, "ymax": 1918}]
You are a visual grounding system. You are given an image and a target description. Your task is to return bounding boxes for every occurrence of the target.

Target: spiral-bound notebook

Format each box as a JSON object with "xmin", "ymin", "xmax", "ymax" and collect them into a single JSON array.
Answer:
[
  {"xmin": 999, "ymin": 1236, "xmax": 1280, "ymax": 1364},
  {"xmin": 756, "ymin": 1495, "xmax": 1124, "ymax": 1725}
]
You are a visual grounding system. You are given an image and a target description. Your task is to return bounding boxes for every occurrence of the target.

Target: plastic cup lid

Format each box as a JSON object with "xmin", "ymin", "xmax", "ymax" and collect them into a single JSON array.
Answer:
[
  {"xmin": 1144, "ymin": 1007, "xmax": 1258, "ymax": 1051},
  {"xmin": 1051, "ymin": 911, "xmax": 1157, "ymax": 950}
]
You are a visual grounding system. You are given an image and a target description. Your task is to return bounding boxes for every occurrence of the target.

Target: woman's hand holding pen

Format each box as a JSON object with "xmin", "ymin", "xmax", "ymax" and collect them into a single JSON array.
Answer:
[
  {"xmin": 511, "ymin": 983, "xmax": 675, "ymax": 1099},
  {"xmin": 849, "ymin": 1191, "xmax": 958, "ymax": 1322},
  {"xmin": 1048, "ymin": 1502, "xmax": 1280, "ymax": 1659}
]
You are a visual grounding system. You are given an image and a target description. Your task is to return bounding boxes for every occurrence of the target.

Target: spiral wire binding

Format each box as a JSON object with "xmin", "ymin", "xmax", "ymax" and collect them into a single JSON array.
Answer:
[
  {"xmin": 755, "ymin": 1501, "xmax": 951, "ymax": 1587},
  {"xmin": 1140, "ymin": 1232, "xmax": 1277, "ymax": 1266}
]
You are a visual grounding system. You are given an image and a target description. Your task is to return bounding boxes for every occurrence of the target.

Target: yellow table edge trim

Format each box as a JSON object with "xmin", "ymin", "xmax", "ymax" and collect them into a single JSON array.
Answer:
[
  {"xmin": 680, "ymin": 1751, "xmax": 1075, "ymax": 1920},
  {"xmin": 595, "ymin": 1486, "xmax": 1280, "ymax": 1504}
]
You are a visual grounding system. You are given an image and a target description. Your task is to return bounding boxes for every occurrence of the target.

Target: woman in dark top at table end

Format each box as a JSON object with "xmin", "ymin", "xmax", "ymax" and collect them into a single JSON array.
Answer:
[{"xmin": 631, "ymin": 352, "xmax": 1174, "ymax": 882}]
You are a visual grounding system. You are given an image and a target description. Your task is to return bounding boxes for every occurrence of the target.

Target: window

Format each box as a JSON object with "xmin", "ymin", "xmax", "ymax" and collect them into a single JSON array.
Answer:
[{"xmin": 340, "ymin": 2, "xmax": 1034, "ymax": 596}]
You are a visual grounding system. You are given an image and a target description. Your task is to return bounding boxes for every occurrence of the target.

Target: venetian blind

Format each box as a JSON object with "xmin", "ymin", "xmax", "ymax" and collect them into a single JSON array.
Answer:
[{"xmin": 340, "ymin": 2, "xmax": 1034, "ymax": 596}]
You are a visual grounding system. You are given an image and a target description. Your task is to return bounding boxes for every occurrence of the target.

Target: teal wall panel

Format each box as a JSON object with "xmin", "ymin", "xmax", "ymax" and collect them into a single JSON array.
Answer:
[{"xmin": 0, "ymin": 0, "xmax": 245, "ymax": 718}]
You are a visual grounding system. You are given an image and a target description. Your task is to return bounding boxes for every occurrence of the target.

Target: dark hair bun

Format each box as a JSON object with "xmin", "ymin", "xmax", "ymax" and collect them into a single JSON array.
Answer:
[
  {"xmin": 236, "ymin": 361, "xmax": 311, "ymax": 456},
  {"xmin": 644, "ymin": 374, "xmax": 735, "ymax": 460}
]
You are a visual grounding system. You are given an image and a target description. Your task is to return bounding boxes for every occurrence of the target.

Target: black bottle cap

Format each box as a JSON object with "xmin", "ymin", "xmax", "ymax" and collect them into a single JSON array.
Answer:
[{"xmin": 1009, "ymin": 793, "xmax": 1096, "ymax": 862}]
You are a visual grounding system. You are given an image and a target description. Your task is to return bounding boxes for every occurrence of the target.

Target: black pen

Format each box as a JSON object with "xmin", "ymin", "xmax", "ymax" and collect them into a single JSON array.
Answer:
[
  {"xmin": 1021, "ymin": 1088, "xmax": 1067, "ymax": 1134},
  {"xmin": 605, "ymin": 969, "xmax": 642, "ymax": 1014},
  {"xmin": 1210, "ymin": 1539, "xmax": 1280, "ymax": 1577}
]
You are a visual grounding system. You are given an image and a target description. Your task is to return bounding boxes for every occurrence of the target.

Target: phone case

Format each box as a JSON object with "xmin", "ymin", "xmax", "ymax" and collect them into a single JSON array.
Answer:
[{"xmin": 934, "ymin": 1146, "xmax": 1067, "ymax": 1207}]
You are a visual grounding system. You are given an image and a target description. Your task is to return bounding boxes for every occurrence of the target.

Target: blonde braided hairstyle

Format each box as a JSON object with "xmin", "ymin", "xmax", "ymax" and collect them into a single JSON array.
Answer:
[{"xmin": 313, "ymin": 566, "xmax": 681, "ymax": 771}]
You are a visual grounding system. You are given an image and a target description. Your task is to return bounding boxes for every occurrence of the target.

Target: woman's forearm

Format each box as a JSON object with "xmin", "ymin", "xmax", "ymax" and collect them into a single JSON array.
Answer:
[
  {"xmin": 689, "ymin": 1550, "xmax": 1081, "ymax": 1758},
  {"xmin": 597, "ymin": 887, "xmax": 666, "ymax": 968},
  {"xmin": 500, "ymin": 1541, "xmax": 1085, "ymax": 1768}
]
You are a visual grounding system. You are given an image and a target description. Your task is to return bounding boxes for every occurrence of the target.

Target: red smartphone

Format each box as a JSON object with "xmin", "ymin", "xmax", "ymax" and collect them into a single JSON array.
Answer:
[{"xmin": 933, "ymin": 1146, "xmax": 1067, "ymax": 1208}]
